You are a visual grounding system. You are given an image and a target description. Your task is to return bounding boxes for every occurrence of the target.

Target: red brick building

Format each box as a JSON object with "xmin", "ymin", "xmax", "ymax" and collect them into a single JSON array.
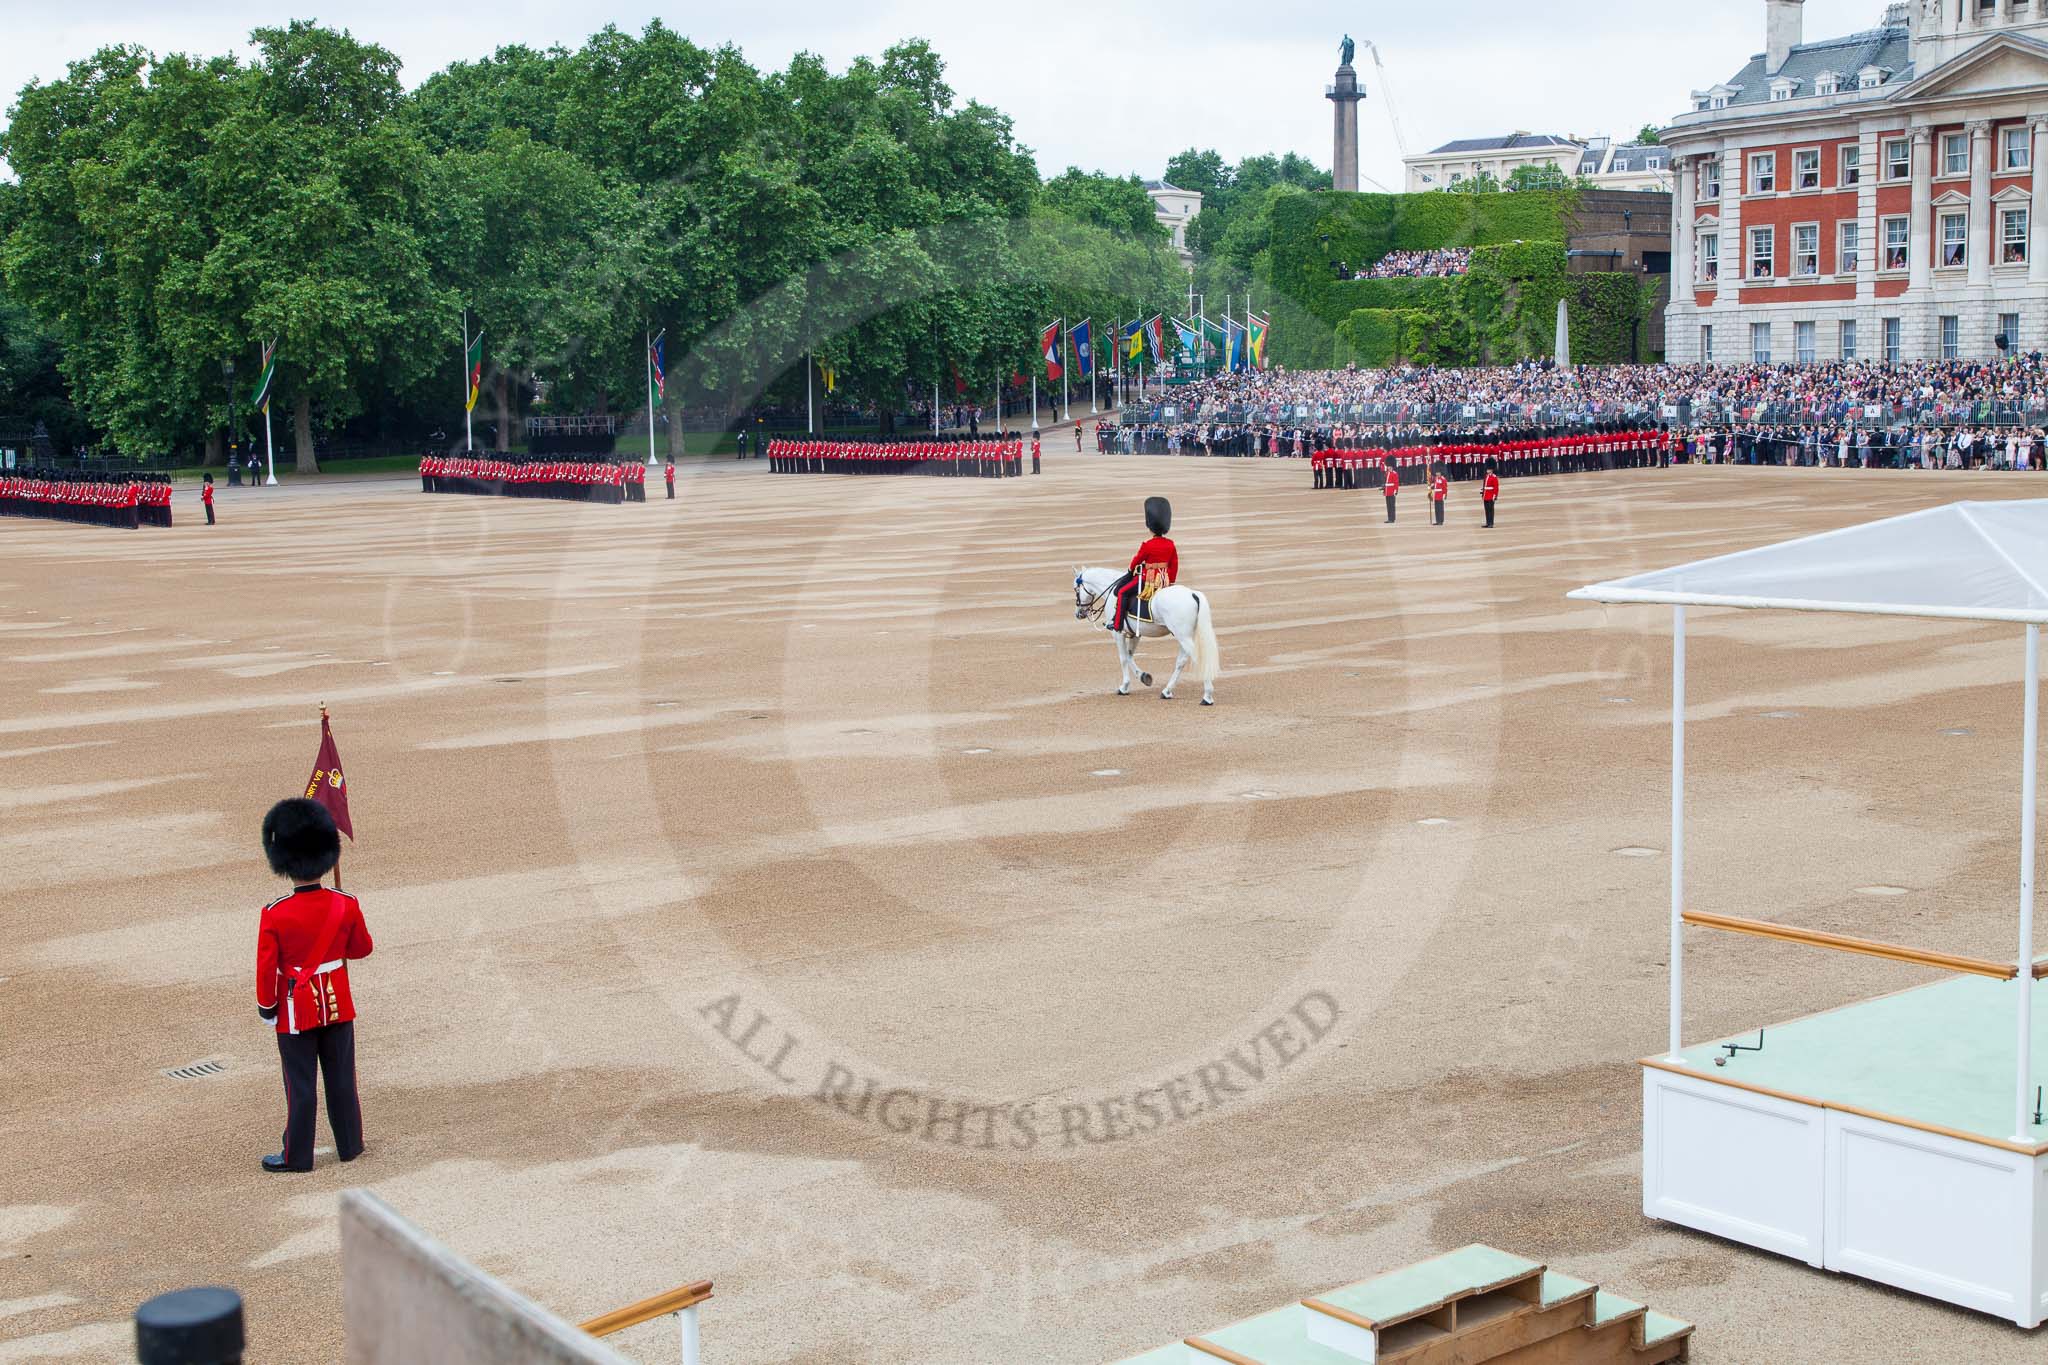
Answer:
[{"xmin": 1665, "ymin": 1, "xmax": 2048, "ymax": 365}]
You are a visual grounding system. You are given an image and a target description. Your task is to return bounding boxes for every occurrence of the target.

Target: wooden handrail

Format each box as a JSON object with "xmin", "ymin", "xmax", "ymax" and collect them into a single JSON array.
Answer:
[
  {"xmin": 1682, "ymin": 911, "xmax": 2016, "ymax": 980},
  {"xmin": 580, "ymin": 1280, "xmax": 713, "ymax": 1339}
]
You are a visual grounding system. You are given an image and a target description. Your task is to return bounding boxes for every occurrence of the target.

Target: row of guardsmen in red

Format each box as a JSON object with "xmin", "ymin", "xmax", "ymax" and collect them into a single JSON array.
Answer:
[
  {"xmin": 1311, "ymin": 426, "xmax": 1668, "ymax": 490},
  {"xmin": 418, "ymin": 452, "xmax": 648, "ymax": 502},
  {"xmin": 1, "ymin": 469, "xmax": 177, "ymax": 528},
  {"xmin": 767, "ymin": 432, "xmax": 1040, "ymax": 476}
]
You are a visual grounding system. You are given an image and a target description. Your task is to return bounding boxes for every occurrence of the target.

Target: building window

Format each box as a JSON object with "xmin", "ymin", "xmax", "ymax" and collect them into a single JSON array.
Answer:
[
  {"xmin": 2002, "ymin": 207, "xmax": 2028, "ymax": 264},
  {"xmin": 1840, "ymin": 145, "xmax": 1861, "ymax": 186},
  {"xmin": 1884, "ymin": 316, "xmax": 1902, "ymax": 363},
  {"xmin": 1711, "ymin": 94, "xmax": 1729, "ymax": 110},
  {"xmin": 1794, "ymin": 148, "xmax": 1821, "ymax": 190},
  {"xmin": 1749, "ymin": 225, "xmax": 1776, "ymax": 277},
  {"xmin": 1796, "ymin": 320, "xmax": 1817, "ymax": 363},
  {"xmin": 1750, "ymin": 152, "xmax": 1776, "ymax": 193},
  {"xmin": 1883, "ymin": 215, "xmax": 1910, "ymax": 270},
  {"xmin": 1816, "ymin": 74, "xmax": 1840, "ymax": 96},
  {"xmin": 1940, "ymin": 211, "xmax": 1968, "ymax": 267},
  {"xmin": 1885, "ymin": 138, "xmax": 1910, "ymax": 181},
  {"xmin": 1702, "ymin": 324, "xmax": 1714, "ymax": 363},
  {"xmin": 1840, "ymin": 320, "xmax": 1858, "ymax": 360},
  {"xmin": 1699, "ymin": 232, "xmax": 1719, "ymax": 282},
  {"xmin": 1751, "ymin": 321, "xmax": 1772, "ymax": 364},
  {"xmin": 1943, "ymin": 132, "xmax": 1969, "ymax": 177},
  {"xmin": 1941, "ymin": 314, "xmax": 1961, "ymax": 359},
  {"xmin": 1860, "ymin": 69, "xmax": 1883, "ymax": 91},
  {"xmin": 1839, "ymin": 221, "xmax": 1861, "ymax": 273},
  {"xmin": 2006, "ymin": 127, "xmax": 2032, "ymax": 171},
  {"xmin": 2000, "ymin": 312, "xmax": 2023, "ymax": 351},
  {"xmin": 1702, "ymin": 159, "xmax": 1721, "ymax": 198},
  {"xmin": 1793, "ymin": 223, "xmax": 1820, "ymax": 276}
]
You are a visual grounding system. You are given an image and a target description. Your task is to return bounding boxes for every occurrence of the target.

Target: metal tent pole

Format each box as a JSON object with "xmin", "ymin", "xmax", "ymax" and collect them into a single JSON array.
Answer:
[
  {"xmin": 1670, "ymin": 605, "xmax": 1687, "ymax": 1062},
  {"xmin": 2019, "ymin": 623, "xmax": 2040, "ymax": 1141}
]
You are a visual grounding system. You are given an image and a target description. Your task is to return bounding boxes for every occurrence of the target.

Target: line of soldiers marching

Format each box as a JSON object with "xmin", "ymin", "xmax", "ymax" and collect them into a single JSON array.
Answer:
[
  {"xmin": 1311, "ymin": 426, "xmax": 1667, "ymax": 489},
  {"xmin": 1, "ymin": 469, "xmax": 176, "ymax": 528},
  {"xmin": 419, "ymin": 453, "xmax": 647, "ymax": 503},
  {"xmin": 766, "ymin": 433, "xmax": 1038, "ymax": 477}
]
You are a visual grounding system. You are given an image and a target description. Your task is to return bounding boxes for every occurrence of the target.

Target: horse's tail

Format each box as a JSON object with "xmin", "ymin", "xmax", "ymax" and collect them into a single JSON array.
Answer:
[{"xmin": 1192, "ymin": 591, "xmax": 1219, "ymax": 685}]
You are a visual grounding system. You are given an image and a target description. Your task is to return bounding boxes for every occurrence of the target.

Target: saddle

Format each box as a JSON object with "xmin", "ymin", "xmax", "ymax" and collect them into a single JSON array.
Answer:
[{"xmin": 1130, "ymin": 563, "xmax": 1169, "ymax": 624}]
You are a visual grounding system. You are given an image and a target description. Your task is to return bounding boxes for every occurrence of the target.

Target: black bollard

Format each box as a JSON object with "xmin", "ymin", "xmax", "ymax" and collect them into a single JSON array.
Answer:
[{"xmin": 136, "ymin": 1287, "xmax": 243, "ymax": 1365}]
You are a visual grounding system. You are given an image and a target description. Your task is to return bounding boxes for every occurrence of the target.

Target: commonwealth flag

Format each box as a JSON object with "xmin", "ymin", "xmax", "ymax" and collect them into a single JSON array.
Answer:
[
  {"xmin": 1119, "ymin": 317, "xmax": 1144, "ymax": 361},
  {"xmin": 1248, "ymin": 314, "xmax": 1270, "ymax": 369},
  {"xmin": 465, "ymin": 329, "xmax": 486, "ymax": 413},
  {"xmin": 1041, "ymin": 320, "xmax": 1063, "ymax": 380},
  {"xmin": 1072, "ymin": 319, "xmax": 1093, "ymax": 378},
  {"xmin": 250, "ymin": 341, "xmax": 278, "ymax": 415},
  {"xmin": 1145, "ymin": 315, "xmax": 1166, "ymax": 365}
]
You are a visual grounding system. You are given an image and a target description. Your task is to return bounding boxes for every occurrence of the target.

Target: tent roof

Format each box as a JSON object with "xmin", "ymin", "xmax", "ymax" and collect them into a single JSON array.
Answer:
[{"xmin": 1569, "ymin": 500, "xmax": 2048, "ymax": 623}]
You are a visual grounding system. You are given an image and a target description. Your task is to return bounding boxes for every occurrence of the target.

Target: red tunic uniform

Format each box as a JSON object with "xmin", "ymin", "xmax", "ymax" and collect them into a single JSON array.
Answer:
[
  {"xmin": 1482, "ymin": 472, "xmax": 1500, "ymax": 502},
  {"xmin": 257, "ymin": 887, "xmax": 373, "ymax": 1035},
  {"xmin": 1130, "ymin": 535, "xmax": 1179, "ymax": 584}
]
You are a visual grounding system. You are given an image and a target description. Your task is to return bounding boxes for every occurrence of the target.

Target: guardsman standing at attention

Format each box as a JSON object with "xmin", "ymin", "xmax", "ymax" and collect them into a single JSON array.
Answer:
[
  {"xmin": 1430, "ymin": 463, "xmax": 1448, "ymax": 526},
  {"xmin": 664, "ymin": 457, "xmax": 676, "ymax": 500},
  {"xmin": 1031, "ymin": 430, "xmax": 1042, "ymax": 475},
  {"xmin": 1381, "ymin": 455, "xmax": 1399, "ymax": 524},
  {"xmin": 255, "ymin": 798, "xmax": 373, "ymax": 1173},
  {"xmin": 202, "ymin": 473, "xmax": 216, "ymax": 525},
  {"xmin": 1481, "ymin": 459, "xmax": 1500, "ymax": 527}
]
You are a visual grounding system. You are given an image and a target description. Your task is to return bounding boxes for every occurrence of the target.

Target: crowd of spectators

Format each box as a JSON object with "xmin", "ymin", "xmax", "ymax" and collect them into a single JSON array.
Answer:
[
  {"xmin": 1099, "ymin": 355, "xmax": 2048, "ymax": 468},
  {"xmin": 1356, "ymin": 247, "xmax": 1473, "ymax": 280}
]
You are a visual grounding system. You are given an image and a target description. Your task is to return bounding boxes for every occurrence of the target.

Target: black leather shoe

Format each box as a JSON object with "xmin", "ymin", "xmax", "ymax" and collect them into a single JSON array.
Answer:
[
  {"xmin": 261, "ymin": 1152, "xmax": 309, "ymax": 1173},
  {"xmin": 337, "ymin": 1148, "xmax": 362, "ymax": 1163}
]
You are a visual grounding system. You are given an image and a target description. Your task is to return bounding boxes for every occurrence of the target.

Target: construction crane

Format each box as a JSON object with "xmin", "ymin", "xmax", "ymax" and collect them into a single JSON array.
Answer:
[{"xmin": 1356, "ymin": 39, "xmax": 1415, "ymax": 185}]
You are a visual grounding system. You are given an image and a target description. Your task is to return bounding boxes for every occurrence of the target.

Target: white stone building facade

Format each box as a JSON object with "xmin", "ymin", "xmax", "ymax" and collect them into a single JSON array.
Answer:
[{"xmin": 1665, "ymin": 1, "xmax": 2048, "ymax": 365}]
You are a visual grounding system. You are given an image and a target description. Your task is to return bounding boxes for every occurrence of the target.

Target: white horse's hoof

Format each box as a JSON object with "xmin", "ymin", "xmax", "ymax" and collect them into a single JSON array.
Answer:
[
  {"xmin": 1160, "ymin": 689, "xmax": 1174, "ymax": 700},
  {"xmin": 1139, "ymin": 672, "xmax": 1154, "ymax": 687},
  {"xmin": 1116, "ymin": 685, "xmax": 1131, "ymax": 696},
  {"xmin": 1201, "ymin": 697, "xmax": 1214, "ymax": 707}
]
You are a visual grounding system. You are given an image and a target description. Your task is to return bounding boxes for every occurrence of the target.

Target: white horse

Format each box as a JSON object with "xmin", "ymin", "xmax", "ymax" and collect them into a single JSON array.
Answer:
[{"xmin": 1074, "ymin": 567, "xmax": 1219, "ymax": 705}]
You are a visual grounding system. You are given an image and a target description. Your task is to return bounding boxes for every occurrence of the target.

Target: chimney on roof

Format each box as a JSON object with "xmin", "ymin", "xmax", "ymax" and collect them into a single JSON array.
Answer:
[
  {"xmin": 1766, "ymin": 0, "xmax": 1805, "ymax": 73},
  {"xmin": 1882, "ymin": 1, "xmax": 1909, "ymax": 25}
]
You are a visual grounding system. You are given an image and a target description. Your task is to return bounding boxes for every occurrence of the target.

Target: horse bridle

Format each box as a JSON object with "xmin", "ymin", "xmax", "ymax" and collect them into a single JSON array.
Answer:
[{"xmin": 1075, "ymin": 577, "xmax": 1107, "ymax": 623}]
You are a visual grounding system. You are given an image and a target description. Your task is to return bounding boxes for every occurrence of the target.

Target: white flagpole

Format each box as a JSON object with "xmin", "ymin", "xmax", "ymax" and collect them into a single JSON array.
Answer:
[
  {"xmin": 1086, "ymin": 318, "xmax": 1097, "ymax": 416},
  {"xmin": 1031, "ymin": 370, "xmax": 1038, "ymax": 430},
  {"xmin": 260, "ymin": 340, "xmax": 276, "ymax": 486},
  {"xmin": 1062, "ymin": 320, "xmax": 1070, "ymax": 424},
  {"xmin": 806, "ymin": 351, "xmax": 814, "ymax": 435},
  {"xmin": 462, "ymin": 312, "xmax": 472, "ymax": 454},
  {"xmin": 645, "ymin": 328, "xmax": 658, "ymax": 466}
]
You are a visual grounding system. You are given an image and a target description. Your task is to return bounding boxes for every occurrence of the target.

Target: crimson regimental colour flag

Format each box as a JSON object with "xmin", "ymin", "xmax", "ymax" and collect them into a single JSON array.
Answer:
[
  {"xmin": 1040, "ymin": 321, "xmax": 1063, "ymax": 380},
  {"xmin": 305, "ymin": 708, "xmax": 353, "ymax": 841}
]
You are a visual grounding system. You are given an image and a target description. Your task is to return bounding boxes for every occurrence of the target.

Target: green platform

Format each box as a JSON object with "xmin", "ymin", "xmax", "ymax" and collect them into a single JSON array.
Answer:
[{"xmin": 1670, "ymin": 974, "xmax": 2048, "ymax": 1148}]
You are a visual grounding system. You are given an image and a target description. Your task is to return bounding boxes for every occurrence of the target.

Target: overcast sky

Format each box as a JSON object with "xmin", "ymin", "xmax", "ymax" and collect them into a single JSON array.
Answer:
[{"xmin": 0, "ymin": 1, "xmax": 1890, "ymax": 186}]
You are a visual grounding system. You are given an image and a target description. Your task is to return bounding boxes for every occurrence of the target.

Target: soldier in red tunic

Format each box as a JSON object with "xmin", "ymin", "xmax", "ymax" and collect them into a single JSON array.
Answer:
[
  {"xmin": 1381, "ymin": 457, "xmax": 1399, "ymax": 524},
  {"xmin": 1430, "ymin": 464, "xmax": 1449, "ymax": 526},
  {"xmin": 1108, "ymin": 497, "xmax": 1178, "ymax": 634},
  {"xmin": 1481, "ymin": 460, "xmax": 1500, "ymax": 528},
  {"xmin": 255, "ymin": 798, "xmax": 373, "ymax": 1173}
]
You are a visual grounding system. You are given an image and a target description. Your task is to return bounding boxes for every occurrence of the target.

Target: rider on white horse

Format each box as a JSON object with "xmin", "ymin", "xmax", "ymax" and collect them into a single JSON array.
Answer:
[{"xmin": 1107, "ymin": 496, "xmax": 1178, "ymax": 635}]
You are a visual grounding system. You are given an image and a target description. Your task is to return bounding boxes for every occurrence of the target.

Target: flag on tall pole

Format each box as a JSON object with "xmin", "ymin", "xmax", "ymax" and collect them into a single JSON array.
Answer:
[
  {"xmin": 1040, "ymin": 320, "xmax": 1063, "ymax": 380},
  {"xmin": 1145, "ymin": 315, "xmax": 1167, "ymax": 366},
  {"xmin": 253, "ymin": 339, "xmax": 278, "ymax": 487},
  {"xmin": 1248, "ymin": 313, "xmax": 1270, "ymax": 369},
  {"xmin": 1072, "ymin": 319, "xmax": 1093, "ymax": 378},
  {"xmin": 305, "ymin": 705, "xmax": 353, "ymax": 842},
  {"xmin": 645, "ymin": 328, "xmax": 665, "ymax": 466}
]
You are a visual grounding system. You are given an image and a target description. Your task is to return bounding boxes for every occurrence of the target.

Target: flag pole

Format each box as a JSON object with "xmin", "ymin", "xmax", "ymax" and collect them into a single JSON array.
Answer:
[
  {"xmin": 1031, "ymin": 370, "xmax": 1038, "ymax": 431},
  {"xmin": 1089, "ymin": 317, "xmax": 1097, "ymax": 416},
  {"xmin": 645, "ymin": 328, "xmax": 657, "ymax": 466},
  {"xmin": 260, "ymin": 340, "xmax": 277, "ymax": 487},
  {"xmin": 321, "ymin": 702, "xmax": 341, "ymax": 890},
  {"xmin": 806, "ymin": 351, "xmax": 814, "ymax": 436},
  {"xmin": 461, "ymin": 312, "xmax": 472, "ymax": 454}
]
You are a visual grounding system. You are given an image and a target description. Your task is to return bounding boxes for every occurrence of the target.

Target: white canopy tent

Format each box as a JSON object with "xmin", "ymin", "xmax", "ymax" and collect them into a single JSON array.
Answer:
[{"xmin": 1570, "ymin": 499, "xmax": 2048, "ymax": 1141}]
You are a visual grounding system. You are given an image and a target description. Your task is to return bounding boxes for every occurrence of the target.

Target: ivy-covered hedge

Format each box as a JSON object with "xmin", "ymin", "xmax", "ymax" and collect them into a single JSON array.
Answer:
[
  {"xmin": 1259, "ymin": 196, "xmax": 1658, "ymax": 370},
  {"xmin": 1268, "ymin": 190, "xmax": 1575, "ymax": 328}
]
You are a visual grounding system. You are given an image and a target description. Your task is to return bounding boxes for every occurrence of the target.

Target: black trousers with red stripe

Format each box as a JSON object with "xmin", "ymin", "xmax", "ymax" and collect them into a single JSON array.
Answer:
[{"xmin": 276, "ymin": 1021, "xmax": 363, "ymax": 1169}]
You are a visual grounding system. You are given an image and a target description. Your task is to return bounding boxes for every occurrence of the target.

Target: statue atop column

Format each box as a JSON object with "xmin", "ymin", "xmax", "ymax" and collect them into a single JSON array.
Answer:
[{"xmin": 1340, "ymin": 35, "xmax": 1355, "ymax": 68}]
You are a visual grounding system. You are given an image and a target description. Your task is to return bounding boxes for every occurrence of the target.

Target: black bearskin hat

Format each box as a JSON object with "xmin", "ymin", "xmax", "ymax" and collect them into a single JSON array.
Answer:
[
  {"xmin": 1144, "ymin": 496, "xmax": 1171, "ymax": 536},
  {"xmin": 263, "ymin": 797, "xmax": 341, "ymax": 882}
]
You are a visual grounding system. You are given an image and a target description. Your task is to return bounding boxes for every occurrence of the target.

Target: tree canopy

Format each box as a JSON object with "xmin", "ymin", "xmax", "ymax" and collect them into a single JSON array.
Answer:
[{"xmin": 0, "ymin": 23, "xmax": 1186, "ymax": 462}]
